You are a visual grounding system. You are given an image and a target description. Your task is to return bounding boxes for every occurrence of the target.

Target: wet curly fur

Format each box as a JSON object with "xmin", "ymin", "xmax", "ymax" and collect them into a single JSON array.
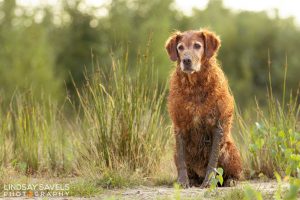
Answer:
[{"xmin": 166, "ymin": 29, "xmax": 242, "ymax": 186}]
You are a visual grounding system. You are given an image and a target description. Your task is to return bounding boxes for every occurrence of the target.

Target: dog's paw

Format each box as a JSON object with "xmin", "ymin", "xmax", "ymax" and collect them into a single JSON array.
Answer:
[
  {"xmin": 200, "ymin": 168, "xmax": 216, "ymax": 189},
  {"xmin": 177, "ymin": 175, "xmax": 190, "ymax": 188},
  {"xmin": 223, "ymin": 178, "xmax": 237, "ymax": 187},
  {"xmin": 200, "ymin": 180, "xmax": 210, "ymax": 189}
]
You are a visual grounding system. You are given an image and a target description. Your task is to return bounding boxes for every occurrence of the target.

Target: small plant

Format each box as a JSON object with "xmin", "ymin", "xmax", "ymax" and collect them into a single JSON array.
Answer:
[
  {"xmin": 244, "ymin": 186, "xmax": 263, "ymax": 200},
  {"xmin": 274, "ymin": 172, "xmax": 284, "ymax": 200},
  {"xmin": 284, "ymin": 177, "xmax": 300, "ymax": 200},
  {"xmin": 209, "ymin": 167, "xmax": 224, "ymax": 191},
  {"xmin": 272, "ymin": 172, "xmax": 300, "ymax": 200},
  {"xmin": 173, "ymin": 183, "xmax": 181, "ymax": 200},
  {"xmin": 203, "ymin": 168, "xmax": 224, "ymax": 199}
]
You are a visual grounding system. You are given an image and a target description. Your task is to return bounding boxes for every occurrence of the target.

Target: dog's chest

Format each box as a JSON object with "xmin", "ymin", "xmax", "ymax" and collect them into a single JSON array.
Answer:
[
  {"xmin": 183, "ymin": 89, "xmax": 208, "ymax": 108},
  {"xmin": 184, "ymin": 91, "xmax": 217, "ymax": 126},
  {"xmin": 183, "ymin": 126, "xmax": 212, "ymax": 169}
]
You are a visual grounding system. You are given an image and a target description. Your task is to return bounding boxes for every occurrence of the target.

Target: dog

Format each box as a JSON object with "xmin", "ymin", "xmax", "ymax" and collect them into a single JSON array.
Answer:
[{"xmin": 165, "ymin": 29, "xmax": 242, "ymax": 188}]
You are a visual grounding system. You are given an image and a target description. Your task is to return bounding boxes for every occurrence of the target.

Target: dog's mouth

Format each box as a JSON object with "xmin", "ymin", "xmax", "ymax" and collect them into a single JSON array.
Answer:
[
  {"xmin": 181, "ymin": 63, "xmax": 195, "ymax": 74},
  {"xmin": 180, "ymin": 61, "xmax": 201, "ymax": 74},
  {"xmin": 180, "ymin": 59, "xmax": 202, "ymax": 74},
  {"xmin": 182, "ymin": 69, "xmax": 195, "ymax": 74}
]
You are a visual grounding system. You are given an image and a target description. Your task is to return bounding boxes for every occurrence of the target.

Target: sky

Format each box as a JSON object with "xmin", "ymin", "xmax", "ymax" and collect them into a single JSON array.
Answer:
[{"xmin": 16, "ymin": 0, "xmax": 300, "ymax": 25}]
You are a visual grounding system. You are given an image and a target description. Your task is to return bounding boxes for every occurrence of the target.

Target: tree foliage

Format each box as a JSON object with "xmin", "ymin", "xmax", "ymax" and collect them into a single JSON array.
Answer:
[{"xmin": 0, "ymin": 0, "xmax": 299, "ymax": 107}]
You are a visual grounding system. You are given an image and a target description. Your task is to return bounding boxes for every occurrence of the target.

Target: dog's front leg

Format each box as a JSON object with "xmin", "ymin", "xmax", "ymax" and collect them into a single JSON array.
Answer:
[
  {"xmin": 200, "ymin": 121, "xmax": 223, "ymax": 188},
  {"xmin": 175, "ymin": 132, "xmax": 189, "ymax": 188}
]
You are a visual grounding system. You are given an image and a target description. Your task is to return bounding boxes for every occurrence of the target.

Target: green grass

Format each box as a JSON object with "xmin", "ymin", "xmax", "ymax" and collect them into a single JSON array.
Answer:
[
  {"xmin": 217, "ymin": 188, "xmax": 245, "ymax": 200},
  {"xmin": 236, "ymin": 59, "xmax": 300, "ymax": 178},
  {"xmin": 0, "ymin": 51, "xmax": 299, "ymax": 199},
  {"xmin": 0, "ymin": 93, "xmax": 74, "ymax": 175},
  {"xmin": 72, "ymin": 54, "xmax": 170, "ymax": 176},
  {"xmin": 94, "ymin": 168, "xmax": 148, "ymax": 188},
  {"xmin": 0, "ymin": 52, "xmax": 171, "ymax": 183},
  {"xmin": 0, "ymin": 173, "xmax": 102, "ymax": 198},
  {"xmin": 68, "ymin": 179, "xmax": 103, "ymax": 197}
]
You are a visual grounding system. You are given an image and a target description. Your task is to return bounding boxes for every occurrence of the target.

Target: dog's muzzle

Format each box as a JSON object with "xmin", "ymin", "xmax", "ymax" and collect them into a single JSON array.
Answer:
[{"xmin": 182, "ymin": 55, "xmax": 193, "ymax": 72}]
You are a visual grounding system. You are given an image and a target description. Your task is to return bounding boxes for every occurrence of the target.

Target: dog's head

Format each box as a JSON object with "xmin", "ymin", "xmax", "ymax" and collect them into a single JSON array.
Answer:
[{"xmin": 165, "ymin": 29, "xmax": 220, "ymax": 74}]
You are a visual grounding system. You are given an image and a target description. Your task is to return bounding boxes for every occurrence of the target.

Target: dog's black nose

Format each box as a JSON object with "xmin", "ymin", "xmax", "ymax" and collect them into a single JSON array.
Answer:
[{"xmin": 183, "ymin": 58, "xmax": 191, "ymax": 66}]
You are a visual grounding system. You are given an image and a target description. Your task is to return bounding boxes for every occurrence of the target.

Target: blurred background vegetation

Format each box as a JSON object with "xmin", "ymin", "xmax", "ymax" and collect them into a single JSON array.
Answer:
[
  {"xmin": 0, "ymin": 1, "xmax": 299, "ymax": 194},
  {"xmin": 0, "ymin": 0, "xmax": 299, "ymax": 108}
]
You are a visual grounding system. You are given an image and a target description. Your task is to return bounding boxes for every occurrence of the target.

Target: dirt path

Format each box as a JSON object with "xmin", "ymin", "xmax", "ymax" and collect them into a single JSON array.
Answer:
[
  {"xmin": 96, "ymin": 180, "xmax": 288, "ymax": 200},
  {"xmin": 1, "ymin": 180, "xmax": 289, "ymax": 200}
]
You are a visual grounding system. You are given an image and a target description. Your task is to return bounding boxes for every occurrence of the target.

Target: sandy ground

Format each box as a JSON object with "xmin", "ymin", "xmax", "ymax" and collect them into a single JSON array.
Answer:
[
  {"xmin": 1, "ymin": 180, "xmax": 290, "ymax": 200},
  {"xmin": 97, "ymin": 181, "xmax": 289, "ymax": 200}
]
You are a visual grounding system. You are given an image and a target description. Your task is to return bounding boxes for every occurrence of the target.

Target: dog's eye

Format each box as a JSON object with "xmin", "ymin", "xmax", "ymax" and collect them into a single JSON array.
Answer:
[
  {"xmin": 177, "ymin": 45, "xmax": 184, "ymax": 51},
  {"xmin": 194, "ymin": 43, "xmax": 201, "ymax": 49}
]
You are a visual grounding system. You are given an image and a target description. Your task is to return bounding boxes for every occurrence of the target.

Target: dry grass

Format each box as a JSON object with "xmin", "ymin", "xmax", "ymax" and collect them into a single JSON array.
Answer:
[{"xmin": 0, "ymin": 53, "xmax": 171, "ymax": 182}]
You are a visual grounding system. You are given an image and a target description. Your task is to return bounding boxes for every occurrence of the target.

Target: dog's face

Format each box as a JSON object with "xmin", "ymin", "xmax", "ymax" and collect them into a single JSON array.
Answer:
[{"xmin": 165, "ymin": 29, "xmax": 220, "ymax": 74}]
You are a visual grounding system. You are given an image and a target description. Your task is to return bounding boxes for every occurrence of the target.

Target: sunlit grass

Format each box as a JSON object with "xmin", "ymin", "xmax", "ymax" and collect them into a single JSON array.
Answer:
[
  {"xmin": 72, "ymin": 53, "xmax": 170, "ymax": 175},
  {"xmin": 0, "ymin": 50, "xmax": 299, "ymax": 200},
  {"xmin": 0, "ymin": 92, "xmax": 74, "ymax": 175},
  {"xmin": 68, "ymin": 179, "xmax": 103, "ymax": 197},
  {"xmin": 0, "ymin": 51, "xmax": 171, "ymax": 180},
  {"xmin": 236, "ymin": 56, "xmax": 300, "ymax": 178}
]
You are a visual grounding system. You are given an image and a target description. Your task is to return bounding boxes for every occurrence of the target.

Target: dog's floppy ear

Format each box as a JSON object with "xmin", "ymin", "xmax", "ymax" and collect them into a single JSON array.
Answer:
[
  {"xmin": 201, "ymin": 30, "xmax": 221, "ymax": 59},
  {"xmin": 165, "ymin": 31, "xmax": 181, "ymax": 61}
]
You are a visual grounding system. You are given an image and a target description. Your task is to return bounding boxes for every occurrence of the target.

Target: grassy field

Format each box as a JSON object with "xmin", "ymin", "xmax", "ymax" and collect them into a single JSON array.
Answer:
[{"xmin": 0, "ymin": 54, "xmax": 299, "ymax": 199}]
